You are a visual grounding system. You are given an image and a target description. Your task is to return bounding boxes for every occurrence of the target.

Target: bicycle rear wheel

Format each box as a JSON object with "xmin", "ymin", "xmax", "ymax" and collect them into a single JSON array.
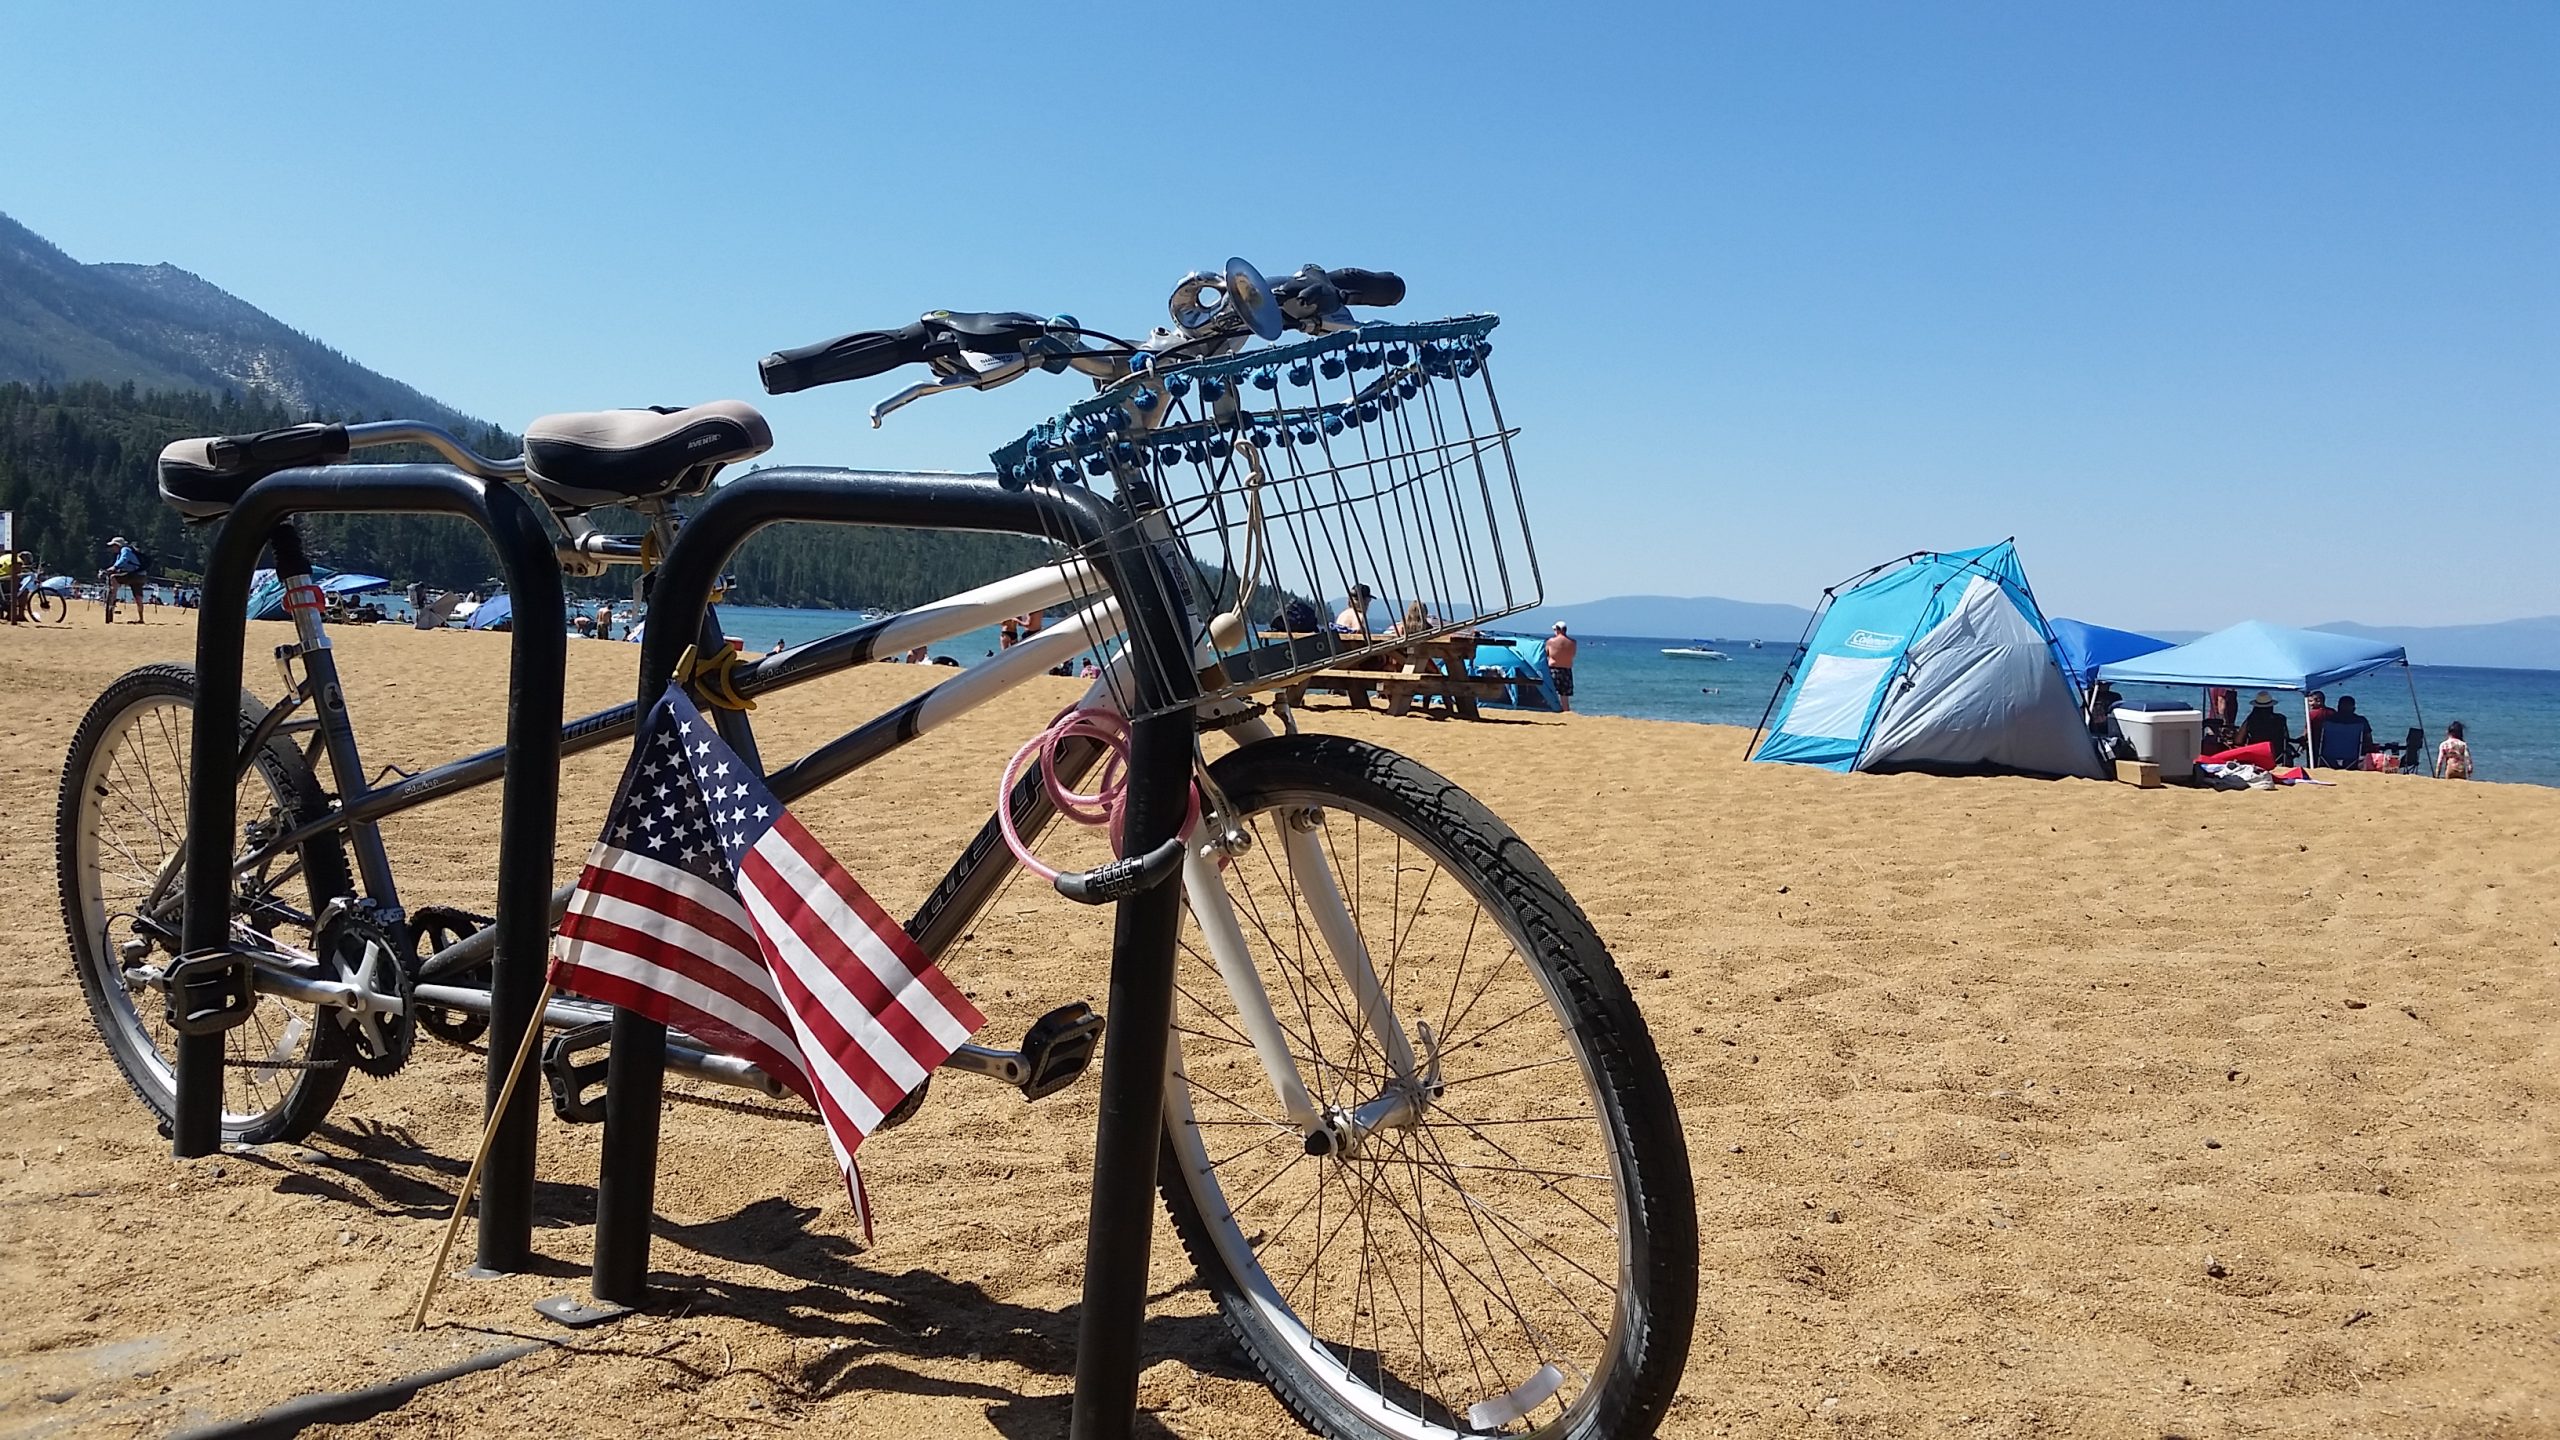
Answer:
[
  {"xmin": 56, "ymin": 663, "xmax": 353, "ymax": 1144},
  {"xmin": 1161, "ymin": 735, "xmax": 1695, "ymax": 1440}
]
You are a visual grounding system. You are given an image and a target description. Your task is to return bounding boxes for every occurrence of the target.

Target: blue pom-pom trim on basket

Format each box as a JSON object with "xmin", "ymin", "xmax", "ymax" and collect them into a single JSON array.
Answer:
[{"xmin": 989, "ymin": 314, "xmax": 1500, "ymax": 487}]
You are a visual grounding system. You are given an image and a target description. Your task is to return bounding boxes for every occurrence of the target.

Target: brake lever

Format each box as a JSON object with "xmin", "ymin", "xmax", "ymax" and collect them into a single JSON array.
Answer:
[{"xmin": 868, "ymin": 351, "xmax": 1031, "ymax": 428}]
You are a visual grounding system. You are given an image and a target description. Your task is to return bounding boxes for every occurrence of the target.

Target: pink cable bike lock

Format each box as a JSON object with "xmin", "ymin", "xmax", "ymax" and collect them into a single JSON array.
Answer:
[{"xmin": 998, "ymin": 704, "xmax": 1199, "ymax": 904}]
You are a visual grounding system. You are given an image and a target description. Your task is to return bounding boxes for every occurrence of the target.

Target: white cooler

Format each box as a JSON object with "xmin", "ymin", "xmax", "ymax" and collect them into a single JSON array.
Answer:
[{"xmin": 2114, "ymin": 703, "xmax": 2204, "ymax": 780}]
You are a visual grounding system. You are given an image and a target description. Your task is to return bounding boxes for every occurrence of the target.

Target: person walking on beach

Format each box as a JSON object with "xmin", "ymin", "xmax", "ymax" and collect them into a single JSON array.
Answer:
[
  {"xmin": 0, "ymin": 549, "xmax": 19, "ymax": 626},
  {"xmin": 100, "ymin": 537, "xmax": 148, "ymax": 624},
  {"xmin": 2434, "ymin": 721, "xmax": 2473, "ymax": 780},
  {"xmin": 1545, "ymin": 622, "xmax": 1578, "ymax": 712}
]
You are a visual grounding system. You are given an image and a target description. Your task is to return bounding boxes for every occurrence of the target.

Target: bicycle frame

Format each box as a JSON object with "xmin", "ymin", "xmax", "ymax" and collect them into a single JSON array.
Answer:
[{"xmin": 210, "ymin": 473, "xmax": 1413, "ymax": 1132}]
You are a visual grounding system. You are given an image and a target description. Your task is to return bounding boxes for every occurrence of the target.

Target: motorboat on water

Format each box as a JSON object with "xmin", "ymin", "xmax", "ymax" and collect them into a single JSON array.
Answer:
[{"xmin": 1660, "ymin": 643, "xmax": 1730, "ymax": 660}]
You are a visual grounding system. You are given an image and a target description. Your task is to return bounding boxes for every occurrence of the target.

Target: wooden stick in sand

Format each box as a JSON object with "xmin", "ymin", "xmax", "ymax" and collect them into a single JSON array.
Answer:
[{"xmin": 410, "ymin": 978, "xmax": 556, "ymax": 1331}]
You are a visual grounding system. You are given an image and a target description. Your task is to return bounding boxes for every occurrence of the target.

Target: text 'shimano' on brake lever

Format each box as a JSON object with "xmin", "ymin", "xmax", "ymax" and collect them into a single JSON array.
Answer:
[{"xmin": 868, "ymin": 352, "xmax": 1031, "ymax": 428}]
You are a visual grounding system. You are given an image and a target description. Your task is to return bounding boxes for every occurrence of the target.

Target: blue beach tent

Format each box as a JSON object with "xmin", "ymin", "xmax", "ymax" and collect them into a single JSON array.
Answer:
[
  {"xmin": 1470, "ymin": 634, "xmax": 1559, "ymax": 710},
  {"xmin": 2049, "ymin": 618, "xmax": 2172, "ymax": 687},
  {"xmin": 465, "ymin": 593, "xmax": 515, "ymax": 631},
  {"xmin": 1751, "ymin": 542, "xmax": 2106, "ymax": 778}
]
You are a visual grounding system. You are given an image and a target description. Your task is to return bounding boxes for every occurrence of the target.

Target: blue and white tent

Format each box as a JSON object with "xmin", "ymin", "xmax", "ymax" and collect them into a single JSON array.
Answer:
[
  {"xmin": 1752, "ymin": 542, "xmax": 2105, "ymax": 778},
  {"xmin": 1469, "ymin": 634, "xmax": 1558, "ymax": 711}
]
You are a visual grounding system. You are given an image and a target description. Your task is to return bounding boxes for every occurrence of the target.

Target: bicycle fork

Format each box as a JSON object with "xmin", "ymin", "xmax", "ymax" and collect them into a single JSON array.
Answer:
[{"xmin": 1180, "ymin": 714, "xmax": 1434, "ymax": 1157}]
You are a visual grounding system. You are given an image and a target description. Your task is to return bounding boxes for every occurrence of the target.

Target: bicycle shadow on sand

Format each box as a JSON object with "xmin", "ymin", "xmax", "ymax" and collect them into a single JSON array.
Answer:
[
  {"xmin": 245, "ymin": 1127, "xmax": 1249, "ymax": 1436},
  {"xmin": 651, "ymin": 1196, "xmax": 1251, "ymax": 1439}
]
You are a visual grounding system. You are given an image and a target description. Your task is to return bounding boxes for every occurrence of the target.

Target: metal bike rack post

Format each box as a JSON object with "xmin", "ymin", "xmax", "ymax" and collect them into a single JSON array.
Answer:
[
  {"xmin": 595, "ymin": 469, "xmax": 1193, "ymax": 1440},
  {"xmin": 175, "ymin": 465, "xmax": 567, "ymax": 1275}
]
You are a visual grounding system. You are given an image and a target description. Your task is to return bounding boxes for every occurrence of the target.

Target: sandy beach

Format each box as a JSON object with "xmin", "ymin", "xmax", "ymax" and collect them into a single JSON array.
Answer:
[{"xmin": 0, "ymin": 608, "xmax": 2552, "ymax": 1439}]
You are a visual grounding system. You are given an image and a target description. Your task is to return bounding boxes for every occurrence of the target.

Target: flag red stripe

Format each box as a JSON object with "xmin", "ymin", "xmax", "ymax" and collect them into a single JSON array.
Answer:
[
  {"xmin": 556, "ymin": 896, "xmax": 795, "ymax": 1039},
  {"xmin": 580, "ymin": 862, "xmax": 760, "ymax": 960},
  {"xmin": 744, "ymin": 894, "xmax": 918, "ymax": 1121},
  {"xmin": 772, "ymin": 816, "xmax": 986, "ymax": 1031},
  {"xmin": 554, "ymin": 963, "xmax": 818, "ymax": 1110},
  {"xmin": 547, "ymin": 923, "xmax": 802, "ymax": 1082},
  {"xmin": 740, "ymin": 845, "xmax": 950, "ymax": 1080},
  {"xmin": 747, "ymin": 827, "xmax": 977, "ymax": 1059}
]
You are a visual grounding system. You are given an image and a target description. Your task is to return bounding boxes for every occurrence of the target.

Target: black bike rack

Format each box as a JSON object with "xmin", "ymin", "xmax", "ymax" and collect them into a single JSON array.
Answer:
[
  {"xmin": 599, "ymin": 468, "xmax": 1197, "ymax": 1440},
  {"xmin": 174, "ymin": 464, "xmax": 567, "ymax": 1276}
]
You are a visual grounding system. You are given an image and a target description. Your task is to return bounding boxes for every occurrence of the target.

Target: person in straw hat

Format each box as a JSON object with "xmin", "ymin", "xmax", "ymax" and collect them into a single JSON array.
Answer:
[{"xmin": 2239, "ymin": 690, "xmax": 2291, "ymax": 757}]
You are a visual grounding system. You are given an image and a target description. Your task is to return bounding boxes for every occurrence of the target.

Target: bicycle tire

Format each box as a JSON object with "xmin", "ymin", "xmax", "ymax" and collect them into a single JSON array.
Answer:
[
  {"xmin": 56, "ymin": 663, "xmax": 354, "ymax": 1144},
  {"xmin": 1158, "ymin": 734, "xmax": 1696, "ymax": 1440},
  {"xmin": 31, "ymin": 591, "xmax": 67, "ymax": 624}
]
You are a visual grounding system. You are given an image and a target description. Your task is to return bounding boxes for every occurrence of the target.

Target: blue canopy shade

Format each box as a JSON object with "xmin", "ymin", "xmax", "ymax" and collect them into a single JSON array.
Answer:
[
  {"xmin": 465, "ymin": 593, "xmax": 514, "ymax": 631},
  {"xmin": 2049, "ymin": 618, "xmax": 2172, "ymax": 686},
  {"xmin": 319, "ymin": 572, "xmax": 391, "ymax": 596},
  {"xmin": 2097, "ymin": 620, "xmax": 2405, "ymax": 694}
]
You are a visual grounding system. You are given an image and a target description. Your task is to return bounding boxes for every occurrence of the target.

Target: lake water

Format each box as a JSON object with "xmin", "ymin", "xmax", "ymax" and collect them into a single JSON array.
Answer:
[{"xmin": 696, "ymin": 608, "xmax": 2560, "ymax": 788}]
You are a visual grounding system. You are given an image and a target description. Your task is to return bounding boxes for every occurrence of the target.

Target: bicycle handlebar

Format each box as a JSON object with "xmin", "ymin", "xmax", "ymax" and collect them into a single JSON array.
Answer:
[
  {"xmin": 759, "ymin": 321, "xmax": 932, "ymax": 395},
  {"xmin": 756, "ymin": 265, "xmax": 1404, "ymax": 400},
  {"xmin": 1319, "ymin": 267, "xmax": 1406, "ymax": 308}
]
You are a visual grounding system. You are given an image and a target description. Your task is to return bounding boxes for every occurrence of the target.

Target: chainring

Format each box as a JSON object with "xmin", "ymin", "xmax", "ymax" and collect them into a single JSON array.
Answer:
[
  {"xmin": 407, "ymin": 905, "xmax": 494, "ymax": 1047},
  {"xmin": 324, "ymin": 901, "xmax": 415, "ymax": 1078}
]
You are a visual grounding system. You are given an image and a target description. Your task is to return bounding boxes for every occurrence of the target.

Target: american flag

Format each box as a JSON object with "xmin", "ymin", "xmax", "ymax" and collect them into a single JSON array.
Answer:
[{"xmin": 549, "ymin": 687, "xmax": 985, "ymax": 1240}]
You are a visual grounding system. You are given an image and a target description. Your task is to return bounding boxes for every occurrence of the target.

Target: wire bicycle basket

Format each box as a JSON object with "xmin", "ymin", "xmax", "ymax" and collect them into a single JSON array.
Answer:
[{"xmin": 993, "ymin": 315, "xmax": 1541, "ymax": 721}]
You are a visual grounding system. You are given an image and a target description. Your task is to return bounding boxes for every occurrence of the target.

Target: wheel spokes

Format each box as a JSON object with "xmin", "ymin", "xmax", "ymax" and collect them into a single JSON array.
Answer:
[{"xmin": 1173, "ymin": 796, "xmax": 1625, "ymax": 1435}]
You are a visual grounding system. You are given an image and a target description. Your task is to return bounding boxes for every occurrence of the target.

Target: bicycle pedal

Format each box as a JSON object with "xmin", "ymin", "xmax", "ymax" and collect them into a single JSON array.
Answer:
[
  {"xmin": 163, "ymin": 950, "xmax": 257, "ymax": 1037},
  {"xmin": 1017, "ymin": 1003, "xmax": 1104, "ymax": 1102},
  {"xmin": 542, "ymin": 1021, "xmax": 614, "ymax": 1124}
]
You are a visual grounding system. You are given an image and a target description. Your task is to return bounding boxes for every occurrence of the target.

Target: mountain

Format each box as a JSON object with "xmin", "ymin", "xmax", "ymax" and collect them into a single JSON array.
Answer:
[
  {"xmin": 1506, "ymin": 593, "xmax": 1815, "ymax": 642},
  {"xmin": 0, "ymin": 211, "xmax": 480, "ymax": 431},
  {"xmin": 2311, "ymin": 617, "xmax": 2560, "ymax": 671},
  {"xmin": 0, "ymin": 212, "xmax": 1051, "ymax": 608},
  {"xmin": 2137, "ymin": 619, "xmax": 2560, "ymax": 670}
]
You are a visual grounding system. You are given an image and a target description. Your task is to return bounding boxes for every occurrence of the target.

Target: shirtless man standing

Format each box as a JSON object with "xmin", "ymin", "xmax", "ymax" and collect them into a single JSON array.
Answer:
[{"xmin": 1545, "ymin": 622, "xmax": 1578, "ymax": 712}]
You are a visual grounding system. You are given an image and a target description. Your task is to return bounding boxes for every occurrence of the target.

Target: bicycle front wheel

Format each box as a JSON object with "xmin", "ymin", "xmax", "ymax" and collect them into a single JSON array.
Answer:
[
  {"xmin": 56, "ymin": 663, "xmax": 354, "ymax": 1144},
  {"xmin": 32, "ymin": 590, "xmax": 67, "ymax": 624},
  {"xmin": 1162, "ymin": 735, "xmax": 1696, "ymax": 1440}
]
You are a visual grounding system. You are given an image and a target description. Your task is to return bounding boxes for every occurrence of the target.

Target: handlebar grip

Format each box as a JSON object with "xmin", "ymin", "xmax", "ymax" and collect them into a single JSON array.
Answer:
[
  {"xmin": 204, "ymin": 422, "xmax": 350, "ymax": 473},
  {"xmin": 759, "ymin": 322, "xmax": 932, "ymax": 395},
  {"xmin": 1324, "ymin": 268, "xmax": 1406, "ymax": 308}
]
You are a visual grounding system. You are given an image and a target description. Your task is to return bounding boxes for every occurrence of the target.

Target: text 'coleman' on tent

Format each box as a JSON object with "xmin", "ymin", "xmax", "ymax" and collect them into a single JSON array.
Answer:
[{"xmin": 1750, "ymin": 541, "xmax": 2107, "ymax": 778}]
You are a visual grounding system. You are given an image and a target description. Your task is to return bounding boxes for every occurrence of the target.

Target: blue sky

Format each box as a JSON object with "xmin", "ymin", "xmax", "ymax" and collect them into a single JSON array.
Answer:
[{"xmin": 5, "ymin": 2, "xmax": 2551, "ymax": 629}]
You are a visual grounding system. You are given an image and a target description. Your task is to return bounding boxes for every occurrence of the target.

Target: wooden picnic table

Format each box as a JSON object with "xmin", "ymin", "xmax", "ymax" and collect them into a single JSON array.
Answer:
[{"xmin": 1260, "ymin": 630, "xmax": 1513, "ymax": 720}]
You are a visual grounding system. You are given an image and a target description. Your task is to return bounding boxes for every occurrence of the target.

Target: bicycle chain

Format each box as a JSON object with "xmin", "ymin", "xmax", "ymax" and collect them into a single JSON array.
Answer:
[{"xmin": 408, "ymin": 905, "xmax": 495, "ymax": 1047}]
